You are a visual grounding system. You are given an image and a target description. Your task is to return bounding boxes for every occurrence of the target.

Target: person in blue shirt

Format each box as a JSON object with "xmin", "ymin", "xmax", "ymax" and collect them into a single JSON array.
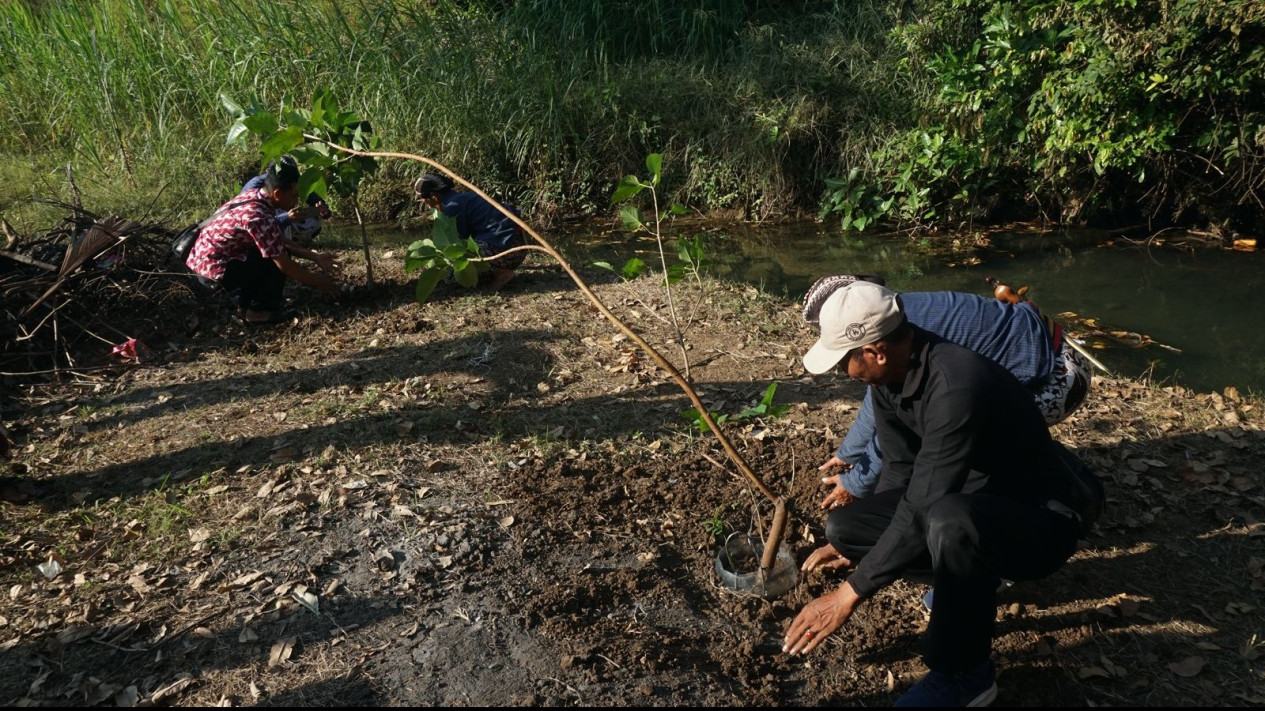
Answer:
[
  {"xmin": 414, "ymin": 172, "xmax": 527, "ymax": 291},
  {"xmin": 802, "ymin": 274, "xmax": 1092, "ymax": 513}
]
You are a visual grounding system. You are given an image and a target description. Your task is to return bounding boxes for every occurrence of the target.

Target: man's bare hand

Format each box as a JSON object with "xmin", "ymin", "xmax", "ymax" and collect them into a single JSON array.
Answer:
[
  {"xmin": 817, "ymin": 456, "xmax": 857, "ymax": 509},
  {"xmin": 802, "ymin": 543, "xmax": 852, "ymax": 573},
  {"xmin": 783, "ymin": 582, "xmax": 862, "ymax": 655},
  {"xmin": 819, "ymin": 455, "xmax": 850, "ymax": 472},
  {"xmin": 288, "ymin": 205, "xmax": 318, "ymax": 221},
  {"xmin": 820, "ymin": 477, "xmax": 857, "ymax": 510},
  {"xmin": 312, "ymin": 252, "xmax": 341, "ymax": 275}
]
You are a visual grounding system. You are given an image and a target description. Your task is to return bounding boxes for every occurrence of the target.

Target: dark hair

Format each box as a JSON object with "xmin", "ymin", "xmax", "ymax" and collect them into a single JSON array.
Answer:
[
  {"xmin": 414, "ymin": 171, "xmax": 455, "ymax": 198},
  {"xmin": 263, "ymin": 155, "xmax": 300, "ymax": 190}
]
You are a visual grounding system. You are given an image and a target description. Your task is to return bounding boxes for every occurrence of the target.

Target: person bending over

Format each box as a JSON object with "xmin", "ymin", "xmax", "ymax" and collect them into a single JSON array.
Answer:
[
  {"xmin": 241, "ymin": 156, "xmax": 331, "ymax": 246},
  {"xmin": 186, "ymin": 157, "xmax": 341, "ymax": 324},
  {"xmin": 801, "ymin": 275, "xmax": 1092, "ymax": 511},
  {"xmin": 784, "ymin": 281, "xmax": 1103, "ymax": 707},
  {"xmin": 414, "ymin": 172, "xmax": 526, "ymax": 291}
]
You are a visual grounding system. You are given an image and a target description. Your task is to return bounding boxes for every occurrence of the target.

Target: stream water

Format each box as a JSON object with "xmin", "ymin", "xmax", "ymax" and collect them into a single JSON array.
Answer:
[{"xmin": 342, "ymin": 220, "xmax": 1265, "ymax": 395}]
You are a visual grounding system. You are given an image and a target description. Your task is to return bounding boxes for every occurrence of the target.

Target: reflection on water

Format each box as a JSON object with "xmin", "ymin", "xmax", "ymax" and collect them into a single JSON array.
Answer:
[{"xmin": 332, "ymin": 221, "xmax": 1265, "ymax": 395}]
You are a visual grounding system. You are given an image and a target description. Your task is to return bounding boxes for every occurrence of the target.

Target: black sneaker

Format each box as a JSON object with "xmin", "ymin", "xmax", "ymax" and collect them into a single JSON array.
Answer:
[{"xmin": 894, "ymin": 659, "xmax": 997, "ymax": 707}]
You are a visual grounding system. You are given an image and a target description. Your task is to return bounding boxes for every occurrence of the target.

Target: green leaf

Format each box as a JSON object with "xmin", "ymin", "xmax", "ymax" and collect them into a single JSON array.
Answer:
[
  {"xmin": 407, "ymin": 244, "xmax": 441, "ymax": 261},
  {"xmin": 291, "ymin": 143, "xmax": 334, "ymax": 166},
  {"xmin": 442, "ymin": 243, "xmax": 468, "ymax": 260},
  {"xmin": 620, "ymin": 257, "xmax": 646, "ymax": 280},
  {"xmin": 297, "ymin": 170, "xmax": 328, "ymax": 202},
  {"xmin": 759, "ymin": 382, "xmax": 779, "ymax": 408},
  {"xmin": 432, "ymin": 214, "xmax": 461, "ymax": 244},
  {"xmin": 404, "ymin": 254, "xmax": 432, "ymax": 273},
  {"xmin": 259, "ymin": 126, "xmax": 304, "ymax": 164},
  {"xmin": 676, "ymin": 239, "xmax": 692, "ymax": 262},
  {"xmin": 282, "ymin": 108, "xmax": 311, "ymax": 129},
  {"xmin": 414, "ymin": 267, "xmax": 445, "ymax": 303},
  {"xmin": 666, "ymin": 265, "xmax": 687, "ymax": 285},
  {"xmin": 220, "ymin": 93, "xmax": 244, "ymax": 118},
  {"xmin": 646, "ymin": 153, "xmax": 662, "ymax": 186},
  {"xmin": 592, "ymin": 261, "xmax": 615, "ymax": 272},
  {"xmin": 681, "ymin": 408, "xmax": 716, "ymax": 434},
  {"xmin": 611, "ymin": 175, "xmax": 645, "ymax": 203},
  {"xmin": 669, "ymin": 203, "xmax": 689, "ymax": 215},
  {"xmin": 352, "ymin": 124, "xmax": 372, "ymax": 151},
  {"xmin": 226, "ymin": 121, "xmax": 250, "ymax": 147},
  {"xmin": 619, "ymin": 204, "xmax": 643, "ymax": 232},
  {"xmin": 241, "ymin": 112, "xmax": 279, "ymax": 137},
  {"xmin": 454, "ymin": 264, "xmax": 479, "ymax": 288}
]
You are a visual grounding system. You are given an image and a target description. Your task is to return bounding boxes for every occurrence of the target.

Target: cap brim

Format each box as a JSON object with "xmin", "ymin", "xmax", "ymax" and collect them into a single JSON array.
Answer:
[{"xmin": 802, "ymin": 339, "xmax": 848, "ymax": 375}]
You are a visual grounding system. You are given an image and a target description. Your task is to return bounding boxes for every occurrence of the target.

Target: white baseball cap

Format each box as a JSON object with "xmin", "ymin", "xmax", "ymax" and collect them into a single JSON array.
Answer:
[{"xmin": 802, "ymin": 281, "xmax": 904, "ymax": 374}]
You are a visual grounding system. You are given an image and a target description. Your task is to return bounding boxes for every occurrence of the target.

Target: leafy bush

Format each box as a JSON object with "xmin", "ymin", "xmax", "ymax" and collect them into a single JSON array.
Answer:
[{"xmin": 825, "ymin": 0, "xmax": 1265, "ymax": 232}]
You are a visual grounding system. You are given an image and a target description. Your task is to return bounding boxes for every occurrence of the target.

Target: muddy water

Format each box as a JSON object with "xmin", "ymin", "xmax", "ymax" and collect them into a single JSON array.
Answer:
[{"xmin": 342, "ymin": 220, "xmax": 1265, "ymax": 395}]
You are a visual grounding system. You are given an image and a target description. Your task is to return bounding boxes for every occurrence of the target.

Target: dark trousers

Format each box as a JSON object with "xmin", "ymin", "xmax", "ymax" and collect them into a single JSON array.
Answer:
[
  {"xmin": 826, "ymin": 489, "xmax": 1080, "ymax": 673},
  {"xmin": 214, "ymin": 250, "xmax": 286, "ymax": 312}
]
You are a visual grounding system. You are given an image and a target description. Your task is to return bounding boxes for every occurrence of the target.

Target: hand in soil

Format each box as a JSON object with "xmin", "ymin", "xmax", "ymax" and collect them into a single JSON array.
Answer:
[
  {"xmin": 783, "ymin": 581, "xmax": 862, "ymax": 656},
  {"xmin": 819, "ymin": 475, "xmax": 857, "ymax": 510},
  {"xmin": 802, "ymin": 543, "xmax": 852, "ymax": 573},
  {"xmin": 818, "ymin": 454, "xmax": 850, "ymax": 472}
]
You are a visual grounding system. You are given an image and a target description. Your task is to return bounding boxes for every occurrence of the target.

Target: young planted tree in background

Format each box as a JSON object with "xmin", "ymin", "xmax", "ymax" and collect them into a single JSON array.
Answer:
[
  {"xmin": 603, "ymin": 154, "xmax": 707, "ymax": 377},
  {"xmin": 231, "ymin": 93, "xmax": 793, "ymax": 580},
  {"xmin": 223, "ymin": 90, "xmax": 381, "ymax": 285}
]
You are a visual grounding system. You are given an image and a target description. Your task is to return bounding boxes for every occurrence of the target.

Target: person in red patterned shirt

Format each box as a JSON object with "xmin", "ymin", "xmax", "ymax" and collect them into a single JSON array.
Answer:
[{"xmin": 186, "ymin": 157, "xmax": 342, "ymax": 324}]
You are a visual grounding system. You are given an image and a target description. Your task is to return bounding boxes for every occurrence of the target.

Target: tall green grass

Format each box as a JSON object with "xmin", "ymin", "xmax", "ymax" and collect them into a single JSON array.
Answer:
[{"xmin": 0, "ymin": 0, "xmax": 912, "ymax": 225}]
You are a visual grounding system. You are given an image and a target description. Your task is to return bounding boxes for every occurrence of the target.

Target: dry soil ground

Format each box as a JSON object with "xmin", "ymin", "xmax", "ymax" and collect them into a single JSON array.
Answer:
[{"xmin": 1, "ymin": 250, "xmax": 1263, "ymax": 707}]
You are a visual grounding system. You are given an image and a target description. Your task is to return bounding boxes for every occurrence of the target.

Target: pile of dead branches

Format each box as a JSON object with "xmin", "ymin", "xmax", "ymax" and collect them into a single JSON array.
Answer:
[{"xmin": 1, "ymin": 202, "xmax": 201, "ymax": 381}]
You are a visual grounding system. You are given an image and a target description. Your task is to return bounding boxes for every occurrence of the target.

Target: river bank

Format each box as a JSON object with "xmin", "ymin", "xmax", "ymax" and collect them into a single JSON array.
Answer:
[{"xmin": 1, "ymin": 250, "xmax": 1262, "ymax": 706}]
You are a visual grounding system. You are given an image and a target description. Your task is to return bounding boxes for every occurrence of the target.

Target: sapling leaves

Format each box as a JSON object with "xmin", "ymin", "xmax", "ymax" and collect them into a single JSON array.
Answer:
[
  {"xmin": 297, "ymin": 171, "xmax": 328, "ymax": 203},
  {"xmin": 681, "ymin": 382, "xmax": 788, "ymax": 434},
  {"xmin": 220, "ymin": 93, "xmax": 244, "ymax": 117},
  {"xmin": 611, "ymin": 175, "xmax": 645, "ymax": 203},
  {"xmin": 592, "ymin": 257, "xmax": 647, "ymax": 281},
  {"xmin": 621, "ymin": 257, "xmax": 647, "ymax": 280},
  {"xmin": 431, "ymin": 211, "xmax": 460, "ymax": 243},
  {"xmin": 645, "ymin": 153, "xmax": 663, "ymax": 186},
  {"xmin": 226, "ymin": 121, "xmax": 250, "ymax": 147},
  {"xmin": 225, "ymin": 89, "xmax": 378, "ymax": 202},
  {"xmin": 241, "ymin": 112, "xmax": 279, "ymax": 140},
  {"xmin": 403, "ymin": 215, "xmax": 483, "ymax": 301},
  {"xmin": 414, "ymin": 267, "xmax": 445, "ymax": 303},
  {"xmin": 619, "ymin": 204, "xmax": 644, "ymax": 232},
  {"xmin": 454, "ymin": 264, "xmax": 479, "ymax": 288}
]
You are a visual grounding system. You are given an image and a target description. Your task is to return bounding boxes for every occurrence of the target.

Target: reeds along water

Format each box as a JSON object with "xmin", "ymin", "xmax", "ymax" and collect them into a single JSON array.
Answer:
[{"xmin": 0, "ymin": 0, "xmax": 909, "ymax": 219}]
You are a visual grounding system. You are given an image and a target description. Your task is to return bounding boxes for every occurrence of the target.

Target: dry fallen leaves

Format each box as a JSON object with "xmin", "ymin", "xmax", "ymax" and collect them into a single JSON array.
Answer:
[
  {"xmin": 269, "ymin": 637, "xmax": 297, "ymax": 667},
  {"xmin": 292, "ymin": 586, "xmax": 320, "ymax": 615}
]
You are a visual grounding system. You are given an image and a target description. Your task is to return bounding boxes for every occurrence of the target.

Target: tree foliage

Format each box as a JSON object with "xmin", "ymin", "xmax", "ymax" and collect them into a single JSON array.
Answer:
[
  {"xmin": 824, "ymin": 0, "xmax": 1265, "ymax": 232},
  {"xmin": 223, "ymin": 88, "xmax": 380, "ymax": 204}
]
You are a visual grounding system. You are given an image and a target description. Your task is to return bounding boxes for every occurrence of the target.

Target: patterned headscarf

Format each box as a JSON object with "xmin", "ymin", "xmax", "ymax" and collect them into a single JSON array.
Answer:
[
  {"xmin": 414, "ymin": 172, "xmax": 455, "ymax": 198},
  {"xmin": 801, "ymin": 274, "xmax": 887, "ymax": 324}
]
